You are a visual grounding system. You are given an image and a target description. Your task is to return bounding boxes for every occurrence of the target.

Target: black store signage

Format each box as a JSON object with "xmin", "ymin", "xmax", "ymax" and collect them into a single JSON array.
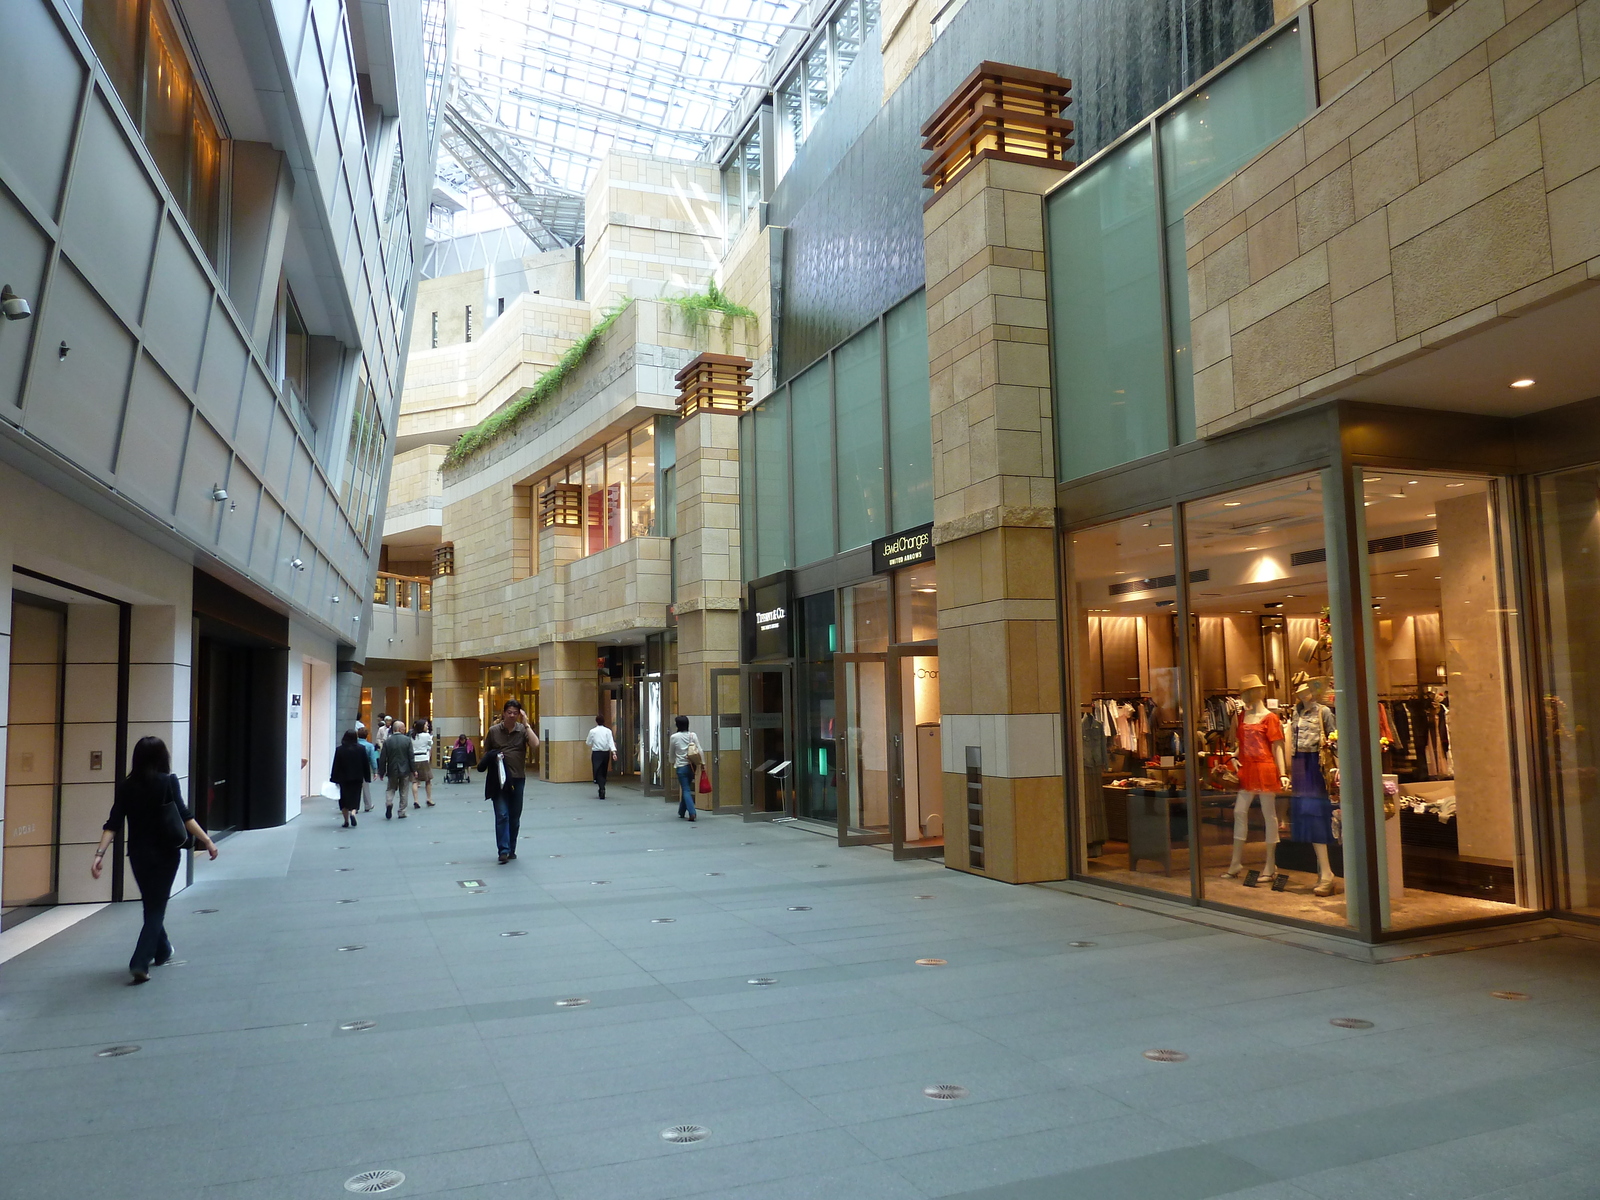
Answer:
[
  {"xmin": 744, "ymin": 574, "xmax": 793, "ymax": 661},
  {"xmin": 872, "ymin": 523, "xmax": 935, "ymax": 574}
]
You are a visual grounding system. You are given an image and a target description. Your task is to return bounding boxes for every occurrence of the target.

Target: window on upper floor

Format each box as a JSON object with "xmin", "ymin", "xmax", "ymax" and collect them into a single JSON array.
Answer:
[
  {"xmin": 81, "ymin": 0, "xmax": 224, "ymax": 262},
  {"xmin": 772, "ymin": 0, "xmax": 879, "ymax": 181},
  {"xmin": 340, "ymin": 368, "xmax": 387, "ymax": 545},
  {"xmin": 532, "ymin": 418, "xmax": 664, "ymax": 567},
  {"xmin": 722, "ymin": 123, "xmax": 763, "ymax": 240}
]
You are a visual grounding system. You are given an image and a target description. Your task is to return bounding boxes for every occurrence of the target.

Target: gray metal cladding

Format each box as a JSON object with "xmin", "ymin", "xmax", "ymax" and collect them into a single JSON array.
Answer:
[
  {"xmin": 770, "ymin": 0, "xmax": 1275, "ymax": 381},
  {"xmin": 118, "ymin": 354, "xmax": 192, "ymax": 516},
  {"xmin": 142, "ymin": 220, "xmax": 214, "ymax": 392},
  {"xmin": 0, "ymin": 0, "xmax": 83, "ymax": 218}
]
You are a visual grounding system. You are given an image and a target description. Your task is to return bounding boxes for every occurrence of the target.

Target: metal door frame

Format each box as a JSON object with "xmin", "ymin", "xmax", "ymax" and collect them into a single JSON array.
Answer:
[
  {"xmin": 888, "ymin": 641, "xmax": 941, "ymax": 860},
  {"xmin": 741, "ymin": 662, "xmax": 794, "ymax": 820},
  {"xmin": 710, "ymin": 666, "xmax": 742, "ymax": 813},
  {"xmin": 835, "ymin": 651, "xmax": 891, "ymax": 846}
]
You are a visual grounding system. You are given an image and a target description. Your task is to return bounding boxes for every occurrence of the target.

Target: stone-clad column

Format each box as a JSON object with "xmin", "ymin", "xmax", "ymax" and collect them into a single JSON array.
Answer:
[
  {"xmin": 538, "ymin": 639, "xmax": 599, "ymax": 782},
  {"xmin": 924, "ymin": 157, "xmax": 1067, "ymax": 883}
]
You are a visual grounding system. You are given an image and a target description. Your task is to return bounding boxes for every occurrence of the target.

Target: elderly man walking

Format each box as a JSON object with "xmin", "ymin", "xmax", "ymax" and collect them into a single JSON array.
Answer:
[{"xmin": 381, "ymin": 721, "xmax": 414, "ymax": 819}]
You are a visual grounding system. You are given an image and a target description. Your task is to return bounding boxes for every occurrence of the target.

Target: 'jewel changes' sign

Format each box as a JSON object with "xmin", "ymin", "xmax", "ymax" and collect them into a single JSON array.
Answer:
[{"xmin": 872, "ymin": 523, "xmax": 934, "ymax": 574}]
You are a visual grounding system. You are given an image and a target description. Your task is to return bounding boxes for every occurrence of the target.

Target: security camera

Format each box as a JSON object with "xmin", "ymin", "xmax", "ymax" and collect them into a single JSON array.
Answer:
[{"xmin": 1, "ymin": 285, "xmax": 31, "ymax": 321}]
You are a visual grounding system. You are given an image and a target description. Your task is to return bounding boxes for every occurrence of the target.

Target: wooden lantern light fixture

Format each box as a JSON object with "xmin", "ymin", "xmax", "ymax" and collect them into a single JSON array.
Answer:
[
  {"xmin": 675, "ymin": 352, "xmax": 752, "ymax": 418},
  {"xmin": 538, "ymin": 483, "xmax": 583, "ymax": 529},
  {"xmin": 921, "ymin": 61, "xmax": 1075, "ymax": 200}
]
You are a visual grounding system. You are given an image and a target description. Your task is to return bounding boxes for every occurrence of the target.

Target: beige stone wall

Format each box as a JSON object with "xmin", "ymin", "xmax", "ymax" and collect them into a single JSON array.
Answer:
[
  {"xmin": 717, "ymin": 219, "xmax": 777, "ymax": 397},
  {"xmin": 582, "ymin": 153, "xmax": 724, "ymax": 312},
  {"xmin": 1186, "ymin": 0, "xmax": 1600, "ymax": 437},
  {"xmin": 385, "ymin": 445, "xmax": 444, "ymax": 514},
  {"xmin": 923, "ymin": 156, "xmax": 1069, "ymax": 885},
  {"xmin": 923, "ymin": 158, "xmax": 1059, "ymax": 536},
  {"xmin": 410, "ymin": 271, "xmax": 483, "ymax": 353}
]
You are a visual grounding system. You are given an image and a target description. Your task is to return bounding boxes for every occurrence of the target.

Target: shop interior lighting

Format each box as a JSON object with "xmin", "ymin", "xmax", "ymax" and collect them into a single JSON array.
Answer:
[{"xmin": 1510, "ymin": 378, "xmax": 1535, "ymax": 388}]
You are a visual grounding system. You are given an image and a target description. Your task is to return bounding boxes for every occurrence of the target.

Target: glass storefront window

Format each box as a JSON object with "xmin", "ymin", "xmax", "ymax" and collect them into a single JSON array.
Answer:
[
  {"xmin": 630, "ymin": 423, "xmax": 655, "ymax": 537},
  {"xmin": 583, "ymin": 450, "xmax": 605, "ymax": 554},
  {"xmin": 1048, "ymin": 131, "xmax": 1168, "ymax": 481},
  {"xmin": 1363, "ymin": 471, "xmax": 1528, "ymax": 930},
  {"xmin": 835, "ymin": 325, "xmax": 886, "ymax": 550},
  {"xmin": 791, "ymin": 362, "xmax": 834, "ymax": 566},
  {"xmin": 1537, "ymin": 466, "xmax": 1600, "ymax": 918},
  {"xmin": 842, "ymin": 578, "xmax": 890, "ymax": 652},
  {"xmin": 1066, "ymin": 510, "xmax": 1188, "ymax": 899},
  {"xmin": 797, "ymin": 593, "xmax": 838, "ymax": 822},
  {"xmin": 605, "ymin": 436, "xmax": 627, "ymax": 548},
  {"xmin": 895, "ymin": 561, "xmax": 937, "ymax": 642},
  {"xmin": 1186, "ymin": 474, "xmax": 1352, "ymax": 928},
  {"xmin": 886, "ymin": 294, "xmax": 933, "ymax": 530},
  {"xmin": 1160, "ymin": 26, "xmax": 1306, "ymax": 443},
  {"xmin": 755, "ymin": 392, "xmax": 791, "ymax": 575}
]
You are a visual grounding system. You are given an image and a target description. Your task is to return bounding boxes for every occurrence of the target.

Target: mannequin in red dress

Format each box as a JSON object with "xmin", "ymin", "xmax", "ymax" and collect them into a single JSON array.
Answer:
[{"xmin": 1222, "ymin": 674, "xmax": 1291, "ymax": 883}]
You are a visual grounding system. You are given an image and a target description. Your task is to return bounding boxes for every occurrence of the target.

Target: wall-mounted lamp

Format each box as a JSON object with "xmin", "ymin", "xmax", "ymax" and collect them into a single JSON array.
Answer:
[
  {"xmin": 290, "ymin": 557, "xmax": 305, "ymax": 570},
  {"xmin": 211, "ymin": 484, "xmax": 229, "ymax": 502},
  {"xmin": 1, "ymin": 285, "xmax": 32, "ymax": 321},
  {"xmin": 331, "ymin": 596, "xmax": 341, "ymax": 603}
]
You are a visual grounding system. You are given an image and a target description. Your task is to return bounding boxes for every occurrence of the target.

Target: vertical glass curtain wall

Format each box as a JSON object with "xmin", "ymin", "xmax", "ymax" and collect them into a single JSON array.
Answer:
[
  {"xmin": 1047, "ymin": 21, "xmax": 1308, "ymax": 481},
  {"xmin": 741, "ymin": 291, "xmax": 932, "ymax": 580}
]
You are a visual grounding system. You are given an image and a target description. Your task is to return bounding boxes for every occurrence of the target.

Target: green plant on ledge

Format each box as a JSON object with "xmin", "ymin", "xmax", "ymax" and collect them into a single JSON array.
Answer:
[
  {"xmin": 443, "ymin": 298, "xmax": 633, "ymax": 469},
  {"xmin": 662, "ymin": 280, "xmax": 756, "ymax": 322}
]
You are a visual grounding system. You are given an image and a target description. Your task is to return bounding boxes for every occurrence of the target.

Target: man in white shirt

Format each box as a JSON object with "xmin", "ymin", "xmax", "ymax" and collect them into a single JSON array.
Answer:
[{"xmin": 585, "ymin": 716, "xmax": 618, "ymax": 798}]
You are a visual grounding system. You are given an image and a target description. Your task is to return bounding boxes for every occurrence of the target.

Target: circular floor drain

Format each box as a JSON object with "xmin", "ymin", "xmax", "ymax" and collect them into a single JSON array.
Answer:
[
  {"xmin": 590, "ymin": 880, "xmax": 610, "ymax": 885},
  {"xmin": 337, "ymin": 899, "xmax": 359, "ymax": 904},
  {"xmin": 548, "ymin": 855, "xmax": 563, "ymax": 858},
  {"xmin": 916, "ymin": 958, "xmax": 947, "ymax": 966},
  {"xmin": 705, "ymin": 872, "xmax": 724, "ymax": 877},
  {"xmin": 340, "ymin": 1020, "xmax": 377, "ymax": 1032},
  {"xmin": 337, "ymin": 945, "xmax": 366, "ymax": 952},
  {"xmin": 740, "ymin": 842, "xmax": 753, "ymax": 846},
  {"xmin": 555, "ymin": 997, "xmax": 590, "ymax": 1008},
  {"xmin": 661, "ymin": 1125, "xmax": 709, "ymax": 1144},
  {"xmin": 336, "ymin": 868, "xmax": 354, "ymax": 873},
  {"xmin": 923, "ymin": 1084, "xmax": 968, "ymax": 1100},
  {"xmin": 444, "ymin": 861, "xmax": 460, "ymax": 865},
  {"xmin": 1143, "ymin": 1049, "xmax": 1188, "ymax": 1062},
  {"xmin": 747, "ymin": 977, "xmax": 777, "ymax": 986},
  {"xmin": 95, "ymin": 1045, "xmax": 140, "ymax": 1057},
  {"xmin": 788, "ymin": 906, "xmax": 812, "ymax": 911},
  {"xmin": 652, "ymin": 918, "xmax": 676, "ymax": 924},
  {"xmin": 500, "ymin": 931, "xmax": 528, "ymax": 937},
  {"xmin": 814, "ymin": 864, "xmax": 828, "ymax": 868},
  {"xmin": 193, "ymin": 908, "xmax": 218, "ymax": 914},
  {"xmin": 345, "ymin": 1169, "xmax": 405, "ymax": 1193},
  {"xmin": 1491, "ymin": 990, "xmax": 1530, "ymax": 1001},
  {"xmin": 913, "ymin": 895, "xmax": 934, "ymax": 900},
  {"xmin": 648, "ymin": 848, "xmax": 664, "ymax": 852},
  {"xmin": 1068, "ymin": 941, "xmax": 1097, "ymax": 948},
  {"xmin": 1329, "ymin": 1017, "xmax": 1374, "ymax": 1029},
  {"xmin": 337, "ymin": 846, "xmax": 349, "ymax": 850}
]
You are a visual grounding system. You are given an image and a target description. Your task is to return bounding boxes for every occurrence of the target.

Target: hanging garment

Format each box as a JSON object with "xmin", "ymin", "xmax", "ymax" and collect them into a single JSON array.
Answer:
[
  {"xmin": 1288, "ymin": 750, "xmax": 1334, "ymax": 843},
  {"xmin": 1234, "ymin": 712, "xmax": 1285, "ymax": 793}
]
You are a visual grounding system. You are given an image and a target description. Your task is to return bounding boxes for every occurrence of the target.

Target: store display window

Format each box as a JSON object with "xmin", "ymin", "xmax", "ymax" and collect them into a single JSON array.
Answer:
[
  {"xmin": 1185, "ymin": 473, "xmax": 1352, "ymax": 929},
  {"xmin": 1362, "ymin": 471, "xmax": 1529, "ymax": 930},
  {"xmin": 1065, "ymin": 510, "xmax": 1189, "ymax": 900}
]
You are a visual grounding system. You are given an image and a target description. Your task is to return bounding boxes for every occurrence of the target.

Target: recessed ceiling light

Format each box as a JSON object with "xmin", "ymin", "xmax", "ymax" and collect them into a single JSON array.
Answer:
[
  {"xmin": 1446, "ymin": 483, "xmax": 1465, "ymax": 488},
  {"xmin": 1407, "ymin": 480, "xmax": 1419, "ymax": 485},
  {"xmin": 1240, "ymin": 610, "xmax": 1252, "ymax": 614},
  {"xmin": 1373, "ymin": 596, "xmax": 1386, "ymax": 600},
  {"xmin": 1159, "ymin": 542, "xmax": 1172, "ymax": 548},
  {"xmin": 1223, "ymin": 501, "xmax": 1241, "ymax": 507},
  {"xmin": 1364, "ymin": 501, "xmax": 1374, "ymax": 506},
  {"xmin": 1395, "ymin": 573, "xmax": 1408, "ymax": 578},
  {"xmin": 1363, "ymin": 476, "xmax": 1382, "ymax": 483},
  {"xmin": 1245, "ymin": 546, "xmax": 1259, "ymax": 550},
  {"xmin": 1510, "ymin": 378, "xmax": 1535, "ymax": 388},
  {"xmin": 1427, "ymin": 512, "xmax": 1437, "ymax": 517}
]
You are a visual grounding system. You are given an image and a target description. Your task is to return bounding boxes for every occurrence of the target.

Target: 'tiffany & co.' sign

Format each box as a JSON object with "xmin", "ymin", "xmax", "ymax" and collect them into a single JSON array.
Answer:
[{"xmin": 872, "ymin": 523, "xmax": 934, "ymax": 574}]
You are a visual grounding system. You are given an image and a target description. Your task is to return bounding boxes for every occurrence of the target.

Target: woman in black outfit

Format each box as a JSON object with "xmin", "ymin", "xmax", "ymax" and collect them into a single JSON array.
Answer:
[
  {"xmin": 330, "ymin": 729, "xmax": 370, "ymax": 827},
  {"xmin": 91, "ymin": 736, "xmax": 218, "ymax": 984}
]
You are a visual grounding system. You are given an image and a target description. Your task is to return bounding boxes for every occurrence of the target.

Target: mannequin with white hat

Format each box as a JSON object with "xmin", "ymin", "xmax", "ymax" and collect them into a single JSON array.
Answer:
[{"xmin": 1222, "ymin": 674, "xmax": 1291, "ymax": 885}]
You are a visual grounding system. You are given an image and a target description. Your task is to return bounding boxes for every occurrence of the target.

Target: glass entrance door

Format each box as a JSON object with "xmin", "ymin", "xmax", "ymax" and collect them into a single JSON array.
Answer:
[
  {"xmin": 710, "ymin": 668, "xmax": 742, "ymax": 813},
  {"xmin": 742, "ymin": 665, "xmax": 793, "ymax": 819},
  {"xmin": 836, "ymin": 652, "xmax": 891, "ymax": 844},
  {"xmin": 889, "ymin": 644, "xmax": 943, "ymax": 859}
]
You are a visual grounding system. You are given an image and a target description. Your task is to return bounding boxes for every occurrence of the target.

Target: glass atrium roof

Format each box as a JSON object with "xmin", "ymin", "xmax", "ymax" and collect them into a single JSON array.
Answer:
[{"xmin": 441, "ymin": 0, "xmax": 806, "ymax": 249}]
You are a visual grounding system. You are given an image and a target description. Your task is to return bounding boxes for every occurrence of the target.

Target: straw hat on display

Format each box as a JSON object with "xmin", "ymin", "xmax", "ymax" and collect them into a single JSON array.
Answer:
[{"xmin": 1239, "ymin": 674, "xmax": 1267, "ymax": 693}]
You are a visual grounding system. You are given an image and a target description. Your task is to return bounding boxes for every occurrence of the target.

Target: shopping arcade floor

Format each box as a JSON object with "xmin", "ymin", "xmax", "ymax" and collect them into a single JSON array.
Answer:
[{"xmin": 3, "ymin": 777, "xmax": 1600, "ymax": 1200}]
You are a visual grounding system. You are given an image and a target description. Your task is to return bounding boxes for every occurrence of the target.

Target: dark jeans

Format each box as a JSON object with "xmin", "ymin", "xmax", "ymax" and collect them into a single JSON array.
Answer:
[
  {"xmin": 591, "ymin": 751, "xmax": 611, "ymax": 795},
  {"xmin": 494, "ymin": 776, "xmax": 526, "ymax": 856},
  {"xmin": 127, "ymin": 846, "xmax": 180, "ymax": 973},
  {"xmin": 676, "ymin": 764, "xmax": 697, "ymax": 818}
]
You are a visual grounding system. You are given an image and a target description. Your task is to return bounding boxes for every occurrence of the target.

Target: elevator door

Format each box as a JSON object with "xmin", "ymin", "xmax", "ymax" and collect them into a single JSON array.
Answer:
[{"xmin": 742, "ymin": 665, "xmax": 793, "ymax": 819}]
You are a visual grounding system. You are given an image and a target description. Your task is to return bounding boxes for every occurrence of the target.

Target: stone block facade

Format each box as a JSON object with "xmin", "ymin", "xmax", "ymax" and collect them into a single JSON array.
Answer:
[
  {"xmin": 1187, "ymin": 0, "xmax": 1600, "ymax": 436},
  {"xmin": 923, "ymin": 157, "xmax": 1068, "ymax": 884},
  {"xmin": 583, "ymin": 152, "xmax": 724, "ymax": 312}
]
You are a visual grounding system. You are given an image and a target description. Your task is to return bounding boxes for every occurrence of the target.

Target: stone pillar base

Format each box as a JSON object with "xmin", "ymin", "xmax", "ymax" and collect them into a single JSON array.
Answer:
[{"xmin": 539, "ymin": 640, "xmax": 598, "ymax": 782}]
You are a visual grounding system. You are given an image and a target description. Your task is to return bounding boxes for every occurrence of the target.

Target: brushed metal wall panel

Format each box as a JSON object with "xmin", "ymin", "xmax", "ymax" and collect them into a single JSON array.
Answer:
[
  {"xmin": 60, "ymin": 95, "xmax": 161, "ymax": 325},
  {"xmin": 234, "ymin": 364, "xmax": 276, "ymax": 473},
  {"xmin": 0, "ymin": 0, "xmax": 84, "ymax": 221},
  {"xmin": 142, "ymin": 219, "xmax": 214, "ymax": 393},
  {"xmin": 195, "ymin": 302, "xmax": 248, "ymax": 439},
  {"xmin": 0, "ymin": 196, "xmax": 50, "ymax": 414},
  {"xmin": 174, "ymin": 414, "xmax": 231, "ymax": 545},
  {"xmin": 22, "ymin": 258, "xmax": 134, "ymax": 476},
  {"xmin": 264, "ymin": 406, "xmax": 297, "ymax": 499},
  {"xmin": 217, "ymin": 467, "xmax": 262, "ymax": 568},
  {"xmin": 252, "ymin": 492, "xmax": 285, "ymax": 578},
  {"xmin": 117, "ymin": 352, "xmax": 191, "ymax": 516}
]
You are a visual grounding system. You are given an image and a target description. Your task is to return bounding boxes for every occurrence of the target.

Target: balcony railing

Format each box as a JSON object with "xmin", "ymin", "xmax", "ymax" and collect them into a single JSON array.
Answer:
[{"xmin": 374, "ymin": 571, "xmax": 432, "ymax": 611}]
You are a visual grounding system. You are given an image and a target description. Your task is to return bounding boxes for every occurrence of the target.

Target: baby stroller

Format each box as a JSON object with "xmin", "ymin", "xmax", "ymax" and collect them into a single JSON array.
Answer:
[{"xmin": 446, "ymin": 742, "xmax": 474, "ymax": 784}]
